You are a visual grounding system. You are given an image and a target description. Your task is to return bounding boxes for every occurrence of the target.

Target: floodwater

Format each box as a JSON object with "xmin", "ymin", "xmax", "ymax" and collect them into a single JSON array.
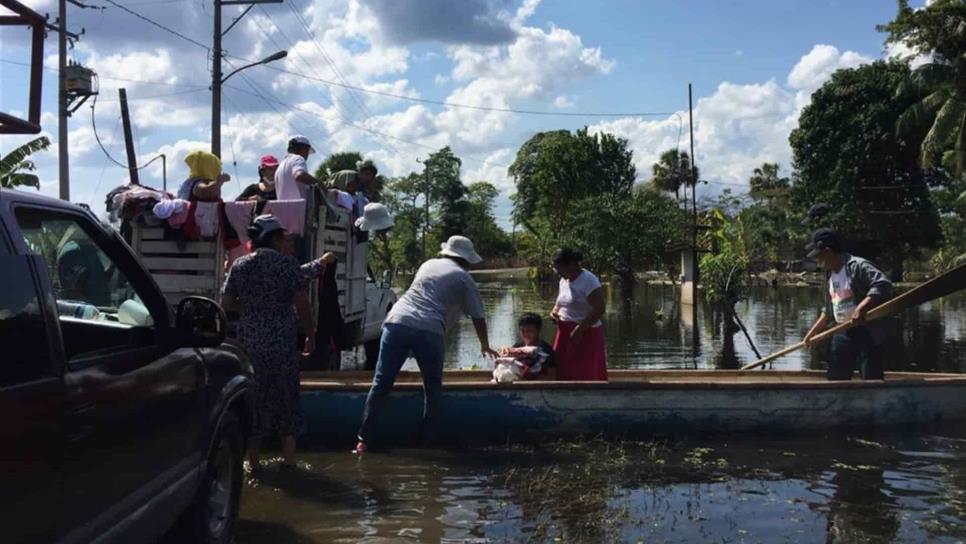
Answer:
[{"xmin": 238, "ymin": 276, "xmax": 966, "ymax": 543}]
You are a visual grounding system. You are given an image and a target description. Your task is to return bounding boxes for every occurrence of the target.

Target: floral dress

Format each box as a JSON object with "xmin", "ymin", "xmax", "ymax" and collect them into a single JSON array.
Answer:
[{"xmin": 223, "ymin": 249, "xmax": 324, "ymax": 438}]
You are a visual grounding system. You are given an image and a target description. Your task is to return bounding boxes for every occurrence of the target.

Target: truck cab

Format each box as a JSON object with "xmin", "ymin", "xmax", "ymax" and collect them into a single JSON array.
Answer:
[{"xmin": 0, "ymin": 187, "xmax": 253, "ymax": 544}]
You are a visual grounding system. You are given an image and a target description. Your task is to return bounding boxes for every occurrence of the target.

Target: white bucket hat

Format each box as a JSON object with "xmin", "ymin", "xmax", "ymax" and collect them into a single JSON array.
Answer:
[
  {"xmin": 354, "ymin": 202, "xmax": 394, "ymax": 232},
  {"xmin": 439, "ymin": 235, "xmax": 482, "ymax": 265}
]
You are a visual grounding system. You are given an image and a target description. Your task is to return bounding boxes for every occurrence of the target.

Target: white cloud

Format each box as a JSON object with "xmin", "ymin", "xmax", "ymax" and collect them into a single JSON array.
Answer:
[
  {"xmin": 589, "ymin": 44, "xmax": 874, "ymax": 196},
  {"xmin": 553, "ymin": 95, "xmax": 574, "ymax": 109},
  {"xmin": 787, "ymin": 44, "xmax": 872, "ymax": 94}
]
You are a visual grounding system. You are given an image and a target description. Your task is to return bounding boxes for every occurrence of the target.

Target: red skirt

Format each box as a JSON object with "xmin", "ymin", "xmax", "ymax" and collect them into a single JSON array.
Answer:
[{"xmin": 553, "ymin": 321, "xmax": 608, "ymax": 381}]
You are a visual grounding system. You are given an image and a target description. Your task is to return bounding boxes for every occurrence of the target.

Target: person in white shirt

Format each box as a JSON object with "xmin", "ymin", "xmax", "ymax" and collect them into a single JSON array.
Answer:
[
  {"xmin": 275, "ymin": 135, "xmax": 324, "ymax": 200},
  {"xmin": 354, "ymin": 235, "xmax": 498, "ymax": 453},
  {"xmin": 549, "ymin": 247, "xmax": 608, "ymax": 381}
]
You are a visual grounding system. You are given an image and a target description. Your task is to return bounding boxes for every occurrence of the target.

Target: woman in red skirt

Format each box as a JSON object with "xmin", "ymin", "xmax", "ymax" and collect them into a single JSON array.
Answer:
[{"xmin": 549, "ymin": 248, "xmax": 608, "ymax": 381}]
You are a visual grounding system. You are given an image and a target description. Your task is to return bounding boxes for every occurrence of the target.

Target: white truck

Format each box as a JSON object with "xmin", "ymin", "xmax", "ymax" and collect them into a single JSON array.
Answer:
[{"xmin": 127, "ymin": 191, "xmax": 395, "ymax": 369}]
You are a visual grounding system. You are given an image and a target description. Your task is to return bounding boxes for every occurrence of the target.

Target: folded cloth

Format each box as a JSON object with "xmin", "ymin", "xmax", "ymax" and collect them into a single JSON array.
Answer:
[
  {"xmin": 153, "ymin": 198, "xmax": 189, "ymax": 220},
  {"xmin": 328, "ymin": 189, "xmax": 354, "ymax": 211},
  {"xmin": 194, "ymin": 201, "xmax": 219, "ymax": 237},
  {"xmin": 263, "ymin": 199, "xmax": 305, "ymax": 235}
]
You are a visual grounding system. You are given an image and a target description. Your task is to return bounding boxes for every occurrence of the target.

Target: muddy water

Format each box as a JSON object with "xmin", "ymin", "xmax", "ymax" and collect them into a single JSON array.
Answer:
[
  {"xmin": 238, "ymin": 430, "xmax": 966, "ymax": 543},
  {"xmin": 238, "ymin": 277, "xmax": 966, "ymax": 543}
]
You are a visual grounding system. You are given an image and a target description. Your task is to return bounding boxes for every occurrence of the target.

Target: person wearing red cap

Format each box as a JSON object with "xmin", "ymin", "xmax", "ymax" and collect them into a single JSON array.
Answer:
[{"xmin": 236, "ymin": 154, "xmax": 280, "ymax": 203}]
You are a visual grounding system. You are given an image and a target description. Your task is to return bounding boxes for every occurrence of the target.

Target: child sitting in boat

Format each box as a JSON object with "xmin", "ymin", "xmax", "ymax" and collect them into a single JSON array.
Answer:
[{"xmin": 492, "ymin": 313, "xmax": 555, "ymax": 383}]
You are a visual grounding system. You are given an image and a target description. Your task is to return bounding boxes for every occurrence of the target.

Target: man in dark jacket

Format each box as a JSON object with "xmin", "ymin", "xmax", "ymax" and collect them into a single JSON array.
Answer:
[{"xmin": 802, "ymin": 228, "xmax": 893, "ymax": 380}]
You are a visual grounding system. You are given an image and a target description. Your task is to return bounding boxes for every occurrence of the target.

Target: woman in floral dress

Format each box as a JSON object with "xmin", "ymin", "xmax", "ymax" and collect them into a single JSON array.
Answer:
[{"xmin": 222, "ymin": 214, "xmax": 334, "ymax": 470}]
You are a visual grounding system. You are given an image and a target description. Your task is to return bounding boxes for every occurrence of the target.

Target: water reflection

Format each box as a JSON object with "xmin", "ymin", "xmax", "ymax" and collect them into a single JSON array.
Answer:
[
  {"xmin": 437, "ymin": 277, "xmax": 966, "ymax": 373},
  {"xmin": 238, "ymin": 430, "xmax": 966, "ymax": 543}
]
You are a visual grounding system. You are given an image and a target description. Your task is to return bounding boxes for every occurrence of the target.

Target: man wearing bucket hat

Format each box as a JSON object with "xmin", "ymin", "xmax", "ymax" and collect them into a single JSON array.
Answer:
[
  {"xmin": 801, "ymin": 228, "xmax": 893, "ymax": 381},
  {"xmin": 355, "ymin": 235, "xmax": 499, "ymax": 453},
  {"xmin": 276, "ymin": 135, "xmax": 324, "ymax": 201}
]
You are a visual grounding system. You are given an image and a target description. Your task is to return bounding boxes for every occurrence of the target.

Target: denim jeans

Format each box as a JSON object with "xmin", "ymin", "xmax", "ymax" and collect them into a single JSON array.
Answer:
[
  {"xmin": 828, "ymin": 326, "xmax": 884, "ymax": 380},
  {"xmin": 358, "ymin": 323, "xmax": 445, "ymax": 443}
]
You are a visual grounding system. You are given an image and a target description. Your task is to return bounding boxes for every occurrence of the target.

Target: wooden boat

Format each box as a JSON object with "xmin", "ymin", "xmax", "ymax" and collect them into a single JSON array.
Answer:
[{"xmin": 300, "ymin": 370, "xmax": 966, "ymax": 443}]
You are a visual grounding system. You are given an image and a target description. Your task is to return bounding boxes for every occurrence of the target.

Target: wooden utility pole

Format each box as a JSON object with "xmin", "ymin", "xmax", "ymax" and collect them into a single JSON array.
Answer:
[
  {"xmin": 688, "ymin": 83, "xmax": 699, "ymax": 357},
  {"xmin": 58, "ymin": 0, "xmax": 69, "ymax": 199},
  {"xmin": 119, "ymin": 88, "xmax": 139, "ymax": 185}
]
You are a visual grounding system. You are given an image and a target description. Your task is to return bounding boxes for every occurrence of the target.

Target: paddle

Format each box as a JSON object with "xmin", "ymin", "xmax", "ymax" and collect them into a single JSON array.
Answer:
[{"xmin": 741, "ymin": 261, "xmax": 966, "ymax": 371}]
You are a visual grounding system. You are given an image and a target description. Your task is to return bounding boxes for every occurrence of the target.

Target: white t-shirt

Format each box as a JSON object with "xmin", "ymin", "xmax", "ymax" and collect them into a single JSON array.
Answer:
[
  {"xmin": 556, "ymin": 269, "xmax": 603, "ymax": 325},
  {"xmin": 385, "ymin": 258, "xmax": 486, "ymax": 336},
  {"xmin": 275, "ymin": 153, "xmax": 309, "ymax": 201},
  {"xmin": 828, "ymin": 266, "xmax": 856, "ymax": 323}
]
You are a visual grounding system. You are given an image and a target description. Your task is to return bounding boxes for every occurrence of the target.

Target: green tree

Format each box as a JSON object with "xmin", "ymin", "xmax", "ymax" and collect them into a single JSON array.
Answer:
[
  {"xmin": 789, "ymin": 61, "xmax": 943, "ymax": 280},
  {"xmin": 509, "ymin": 128, "xmax": 635, "ymax": 234},
  {"xmin": 464, "ymin": 181, "xmax": 512, "ymax": 259},
  {"xmin": 423, "ymin": 147, "xmax": 468, "ymax": 243},
  {"xmin": 314, "ymin": 151, "xmax": 363, "ymax": 181},
  {"xmin": 0, "ymin": 136, "xmax": 50, "ymax": 189},
  {"xmin": 651, "ymin": 149, "xmax": 698, "ymax": 200},
  {"xmin": 881, "ymin": 0, "xmax": 966, "ymax": 174},
  {"xmin": 748, "ymin": 162, "xmax": 790, "ymax": 203}
]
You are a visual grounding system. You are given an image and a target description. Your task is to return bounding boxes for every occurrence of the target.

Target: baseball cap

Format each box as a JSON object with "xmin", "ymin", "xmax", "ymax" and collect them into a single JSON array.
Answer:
[
  {"xmin": 260, "ymin": 154, "xmax": 279, "ymax": 168},
  {"xmin": 805, "ymin": 228, "xmax": 841, "ymax": 258},
  {"xmin": 801, "ymin": 202, "xmax": 831, "ymax": 226},
  {"xmin": 251, "ymin": 214, "xmax": 287, "ymax": 242},
  {"xmin": 288, "ymin": 135, "xmax": 316, "ymax": 154}
]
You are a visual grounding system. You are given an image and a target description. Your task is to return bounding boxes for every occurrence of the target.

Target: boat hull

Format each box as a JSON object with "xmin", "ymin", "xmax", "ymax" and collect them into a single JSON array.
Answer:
[{"xmin": 299, "ymin": 370, "xmax": 966, "ymax": 444}]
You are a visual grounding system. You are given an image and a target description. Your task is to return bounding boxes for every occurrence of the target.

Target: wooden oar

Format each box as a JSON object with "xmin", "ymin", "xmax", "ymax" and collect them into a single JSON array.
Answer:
[{"xmin": 741, "ymin": 261, "xmax": 966, "ymax": 371}]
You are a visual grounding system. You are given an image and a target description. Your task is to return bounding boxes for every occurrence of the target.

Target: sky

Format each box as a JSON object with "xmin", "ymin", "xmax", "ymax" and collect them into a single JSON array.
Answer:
[{"xmin": 0, "ymin": 0, "xmax": 928, "ymax": 227}]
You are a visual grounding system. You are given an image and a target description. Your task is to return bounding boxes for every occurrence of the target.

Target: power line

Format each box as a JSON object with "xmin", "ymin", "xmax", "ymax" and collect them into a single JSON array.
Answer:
[
  {"xmin": 0, "ymin": 58, "xmax": 208, "ymax": 89},
  {"xmin": 100, "ymin": 0, "xmax": 209, "ymax": 51},
  {"xmin": 245, "ymin": 56, "xmax": 678, "ymax": 118}
]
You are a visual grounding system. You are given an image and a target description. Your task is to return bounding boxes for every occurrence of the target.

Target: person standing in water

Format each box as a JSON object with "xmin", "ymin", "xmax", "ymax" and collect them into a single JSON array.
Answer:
[{"xmin": 355, "ymin": 235, "xmax": 499, "ymax": 453}]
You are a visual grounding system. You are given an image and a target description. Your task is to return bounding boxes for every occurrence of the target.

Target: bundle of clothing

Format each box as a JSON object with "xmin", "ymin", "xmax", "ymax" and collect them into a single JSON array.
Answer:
[
  {"xmin": 492, "ymin": 344, "xmax": 553, "ymax": 383},
  {"xmin": 105, "ymin": 184, "xmax": 173, "ymax": 225}
]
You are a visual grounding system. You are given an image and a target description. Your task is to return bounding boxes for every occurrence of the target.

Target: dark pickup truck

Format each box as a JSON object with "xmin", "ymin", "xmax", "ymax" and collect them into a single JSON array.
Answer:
[{"xmin": 0, "ymin": 188, "xmax": 253, "ymax": 544}]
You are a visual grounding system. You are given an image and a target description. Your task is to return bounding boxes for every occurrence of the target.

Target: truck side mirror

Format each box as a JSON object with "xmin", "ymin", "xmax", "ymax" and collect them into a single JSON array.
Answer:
[{"xmin": 176, "ymin": 296, "xmax": 227, "ymax": 347}]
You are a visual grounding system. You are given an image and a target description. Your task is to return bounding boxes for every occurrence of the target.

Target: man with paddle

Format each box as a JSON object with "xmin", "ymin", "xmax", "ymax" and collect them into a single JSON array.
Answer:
[{"xmin": 801, "ymin": 228, "xmax": 893, "ymax": 380}]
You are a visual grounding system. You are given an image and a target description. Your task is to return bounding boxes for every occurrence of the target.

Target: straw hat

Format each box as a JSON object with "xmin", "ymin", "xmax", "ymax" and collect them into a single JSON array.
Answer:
[
  {"xmin": 439, "ymin": 235, "xmax": 482, "ymax": 265},
  {"xmin": 354, "ymin": 203, "xmax": 394, "ymax": 232}
]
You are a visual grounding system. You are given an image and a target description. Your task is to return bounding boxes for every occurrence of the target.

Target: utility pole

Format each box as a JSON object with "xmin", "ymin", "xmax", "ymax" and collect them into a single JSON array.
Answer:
[
  {"xmin": 688, "ymin": 83, "xmax": 699, "ymax": 356},
  {"xmin": 58, "ymin": 0, "xmax": 69, "ymax": 199},
  {"xmin": 119, "ymin": 88, "xmax": 139, "ymax": 185},
  {"xmin": 211, "ymin": 0, "xmax": 285, "ymax": 158},
  {"xmin": 211, "ymin": 0, "xmax": 222, "ymax": 157}
]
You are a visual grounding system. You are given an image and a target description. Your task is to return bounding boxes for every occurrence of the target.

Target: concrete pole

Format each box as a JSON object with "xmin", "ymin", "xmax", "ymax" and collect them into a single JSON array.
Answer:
[
  {"xmin": 58, "ymin": 0, "xmax": 69, "ymax": 200},
  {"xmin": 211, "ymin": 0, "xmax": 222, "ymax": 157}
]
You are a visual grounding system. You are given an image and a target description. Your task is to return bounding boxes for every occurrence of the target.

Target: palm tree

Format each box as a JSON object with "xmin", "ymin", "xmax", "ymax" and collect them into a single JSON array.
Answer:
[
  {"xmin": 0, "ymin": 136, "xmax": 51, "ymax": 190},
  {"xmin": 896, "ymin": 63, "xmax": 966, "ymax": 174},
  {"xmin": 883, "ymin": 0, "xmax": 966, "ymax": 174},
  {"xmin": 651, "ymin": 149, "xmax": 698, "ymax": 200},
  {"xmin": 748, "ymin": 162, "xmax": 790, "ymax": 201}
]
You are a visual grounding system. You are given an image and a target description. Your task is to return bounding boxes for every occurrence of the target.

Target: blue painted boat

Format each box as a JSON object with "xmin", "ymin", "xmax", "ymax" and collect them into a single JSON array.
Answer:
[{"xmin": 300, "ymin": 370, "xmax": 966, "ymax": 444}]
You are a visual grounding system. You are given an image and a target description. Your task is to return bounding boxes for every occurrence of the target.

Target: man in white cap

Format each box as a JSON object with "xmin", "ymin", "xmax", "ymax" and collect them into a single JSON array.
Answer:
[
  {"xmin": 355, "ymin": 235, "xmax": 498, "ymax": 453},
  {"xmin": 275, "ymin": 135, "xmax": 324, "ymax": 200}
]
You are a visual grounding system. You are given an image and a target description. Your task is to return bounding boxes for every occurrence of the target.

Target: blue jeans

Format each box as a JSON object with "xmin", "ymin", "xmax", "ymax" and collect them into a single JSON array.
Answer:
[
  {"xmin": 829, "ymin": 326, "xmax": 884, "ymax": 380},
  {"xmin": 358, "ymin": 323, "xmax": 445, "ymax": 443}
]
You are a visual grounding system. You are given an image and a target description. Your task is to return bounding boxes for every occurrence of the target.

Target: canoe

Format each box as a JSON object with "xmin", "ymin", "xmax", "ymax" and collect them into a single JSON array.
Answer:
[{"xmin": 299, "ymin": 370, "xmax": 966, "ymax": 443}]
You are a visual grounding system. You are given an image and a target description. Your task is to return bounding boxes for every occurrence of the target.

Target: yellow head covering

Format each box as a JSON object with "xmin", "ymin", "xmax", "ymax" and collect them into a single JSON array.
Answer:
[{"xmin": 183, "ymin": 150, "xmax": 222, "ymax": 181}]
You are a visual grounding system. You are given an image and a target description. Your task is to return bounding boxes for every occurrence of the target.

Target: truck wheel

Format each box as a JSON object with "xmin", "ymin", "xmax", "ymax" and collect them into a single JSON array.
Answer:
[
  {"xmin": 364, "ymin": 338, "xmax": 381, "ymax": 370},
  {"xmin": 176, "ymin": 411, "xmax": 244, "ymax": 544}
]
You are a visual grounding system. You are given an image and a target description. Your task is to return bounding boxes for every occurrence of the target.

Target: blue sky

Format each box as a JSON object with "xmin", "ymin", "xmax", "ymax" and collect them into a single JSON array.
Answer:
[{"xmin": 0, "ymin": 0, "xmax": 922, "ymax": 226}]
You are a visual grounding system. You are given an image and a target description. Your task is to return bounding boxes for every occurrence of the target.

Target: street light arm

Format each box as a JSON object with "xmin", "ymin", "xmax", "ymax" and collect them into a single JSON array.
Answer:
[{"xmin": 220, "ymin": 50, "xmax": 287, "ymax": 84}]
